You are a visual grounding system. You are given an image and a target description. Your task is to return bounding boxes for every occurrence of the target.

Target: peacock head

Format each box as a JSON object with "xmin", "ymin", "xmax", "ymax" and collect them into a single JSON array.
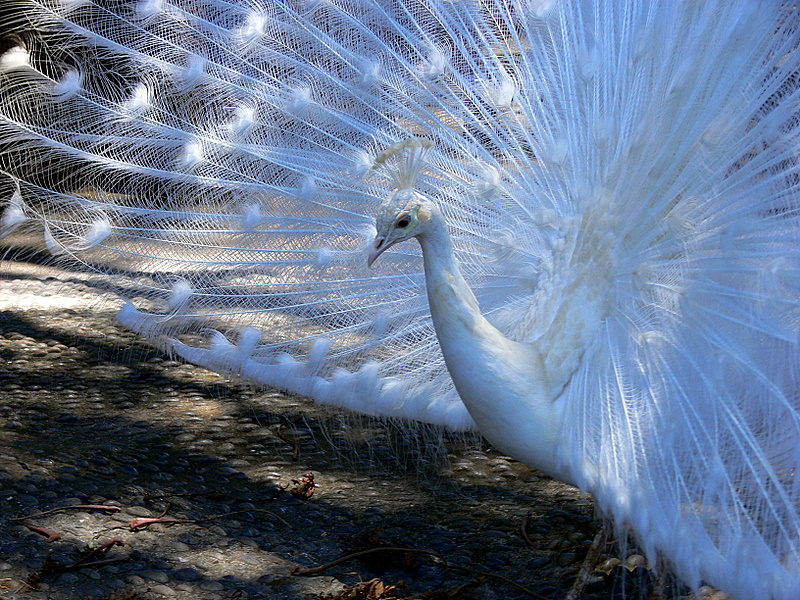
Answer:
[
  {"xmin": 367, "ymin": 137, "xmax": 436, "ymax": 267},
  {"xmin": 368, "ymin": 188, "xmax": 436, "ymax": 266}
]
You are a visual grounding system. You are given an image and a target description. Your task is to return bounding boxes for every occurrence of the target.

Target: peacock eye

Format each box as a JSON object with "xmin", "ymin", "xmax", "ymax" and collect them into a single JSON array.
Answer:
[{"xmin": 396, "ymin": 215, "xmax": 410, "ymax": 228}]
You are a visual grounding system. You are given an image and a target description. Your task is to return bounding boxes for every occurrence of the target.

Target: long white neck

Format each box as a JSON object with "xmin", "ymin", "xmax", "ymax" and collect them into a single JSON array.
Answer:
[{"xmin": 417, "ymin": 214, "xmax": 570, "ymax": 481}]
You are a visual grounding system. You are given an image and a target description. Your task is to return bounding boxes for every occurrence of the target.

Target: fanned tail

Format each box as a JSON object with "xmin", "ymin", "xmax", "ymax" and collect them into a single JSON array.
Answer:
[
  {"xmin": 2, "ymin": 1, "xmax": 800, "ymax": 598},
  {"xmin": 547, "ymin": 5, "xmax": 800, "ymax": 598}
]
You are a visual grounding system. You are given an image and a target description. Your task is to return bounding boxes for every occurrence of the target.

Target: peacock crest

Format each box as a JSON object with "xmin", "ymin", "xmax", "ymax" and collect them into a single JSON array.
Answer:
[{"xmin": 369, "ymin": 137, "xmax": 434, "ymax": 192}]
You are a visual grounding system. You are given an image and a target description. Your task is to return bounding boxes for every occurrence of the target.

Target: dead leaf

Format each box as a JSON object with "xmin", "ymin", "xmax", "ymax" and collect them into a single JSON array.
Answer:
[
  {"xmin": 316, "ymin": 578, "xmax": 406, "ymax": 599},
  {"xmin": 289, "ymin": 473, "xmax": 316, "ymax": 500}
]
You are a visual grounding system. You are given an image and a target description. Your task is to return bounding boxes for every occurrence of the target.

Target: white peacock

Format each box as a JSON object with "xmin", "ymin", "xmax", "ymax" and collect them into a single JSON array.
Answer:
[{"xmin": 1, "ymin": 1, "xmax": 799, "ymax": 597}]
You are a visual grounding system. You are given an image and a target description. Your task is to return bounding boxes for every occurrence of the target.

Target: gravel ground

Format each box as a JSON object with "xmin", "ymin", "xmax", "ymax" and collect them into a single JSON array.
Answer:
[{"xmin": 0, "ymin": 259, "xmax": 697, "ymax": 600}]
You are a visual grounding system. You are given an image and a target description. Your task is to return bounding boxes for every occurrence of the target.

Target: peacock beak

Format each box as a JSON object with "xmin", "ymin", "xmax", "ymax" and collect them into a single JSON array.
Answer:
[{"xmin": 367, "ymin": 236, "xmax": 388, "ymax": 267}]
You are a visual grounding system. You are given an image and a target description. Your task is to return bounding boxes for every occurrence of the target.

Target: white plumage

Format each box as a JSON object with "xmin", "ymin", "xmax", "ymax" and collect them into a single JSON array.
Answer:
[{"xmin": 2, "ymin": 1, "xmax": 800, "ymax": 597}]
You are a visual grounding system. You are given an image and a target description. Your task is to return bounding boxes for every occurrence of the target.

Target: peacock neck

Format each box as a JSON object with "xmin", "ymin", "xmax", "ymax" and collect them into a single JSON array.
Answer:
[{"xmin": 417, "ymin": 215, "xmax": 568, "ymax": 481}]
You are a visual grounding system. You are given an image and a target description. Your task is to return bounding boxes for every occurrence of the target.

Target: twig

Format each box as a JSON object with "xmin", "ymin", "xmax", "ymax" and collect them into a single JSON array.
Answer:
[
  {"xmin": 142, "ymin": 490, "xmax": 282, "ymax": 503},
  {"xmin": 276, "ymin": 424, "xmax": 301, "ymax": 460},
  {"xmin": 129, "ymin": 516, "xmax": 187, "ymax": 530},
  {"xmin": 10, "ymin": 505, "xmax": 120, "ymax": 521},
  {"xmin": 195, "ymin": 508, "xmax": 292, "ymax": 528},
  {"xmin": 521, "ymin": 514, "xmax": 536, "ymax": 547},
  {"xmin": 33, "ymin": 537, "xmax": 128, "ymax": 580},
  {"xmin": 130, "ymin": 508, "xmax": 291, "ymax": 530},
  {"xmin": 68, "ymin": 537, "xmax": 125, "ymax": 570},
  {"xmin": 292, "ymin": 546, "xmax": 548, "ymax": 599},
  {"xmin": 564, "ymin": 527, "xmax": 607, "ymax": 600},
  {"xmin": 67, "ymin": 556, "xmax": 129, "ymax": 569},
  {"xmin": 291, "ymin": 547, "xmax": 444, "ymax": 576},
  {"xmin": 142, "ymin": 491, "xmax": 217, "ymax": 501},
  {"xmin": 441, "ymin": 563, "xmax": 550, "ymax": 600},
  {"xmin": 22, "ymin": 524, "xmax": 61, "ymax": 542},
  {"xmin": 10, "ymin": 578, "xmax": 37, "ymax": 593}
]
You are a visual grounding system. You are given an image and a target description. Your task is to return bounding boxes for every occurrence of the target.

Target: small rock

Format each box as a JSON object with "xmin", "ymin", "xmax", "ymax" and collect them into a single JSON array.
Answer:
[
  {"xmin": 200, "ymin": 581, "xmax": 225, "ymax": 592},
  {"xmin": 235, "ymin": 536, "xmax": 260, "ymax": 549},
  {"xmin": 150, "ymin": 583, "xmax": 176, "ymax": 596},
  {"xmin": 126, "ymin": 506, "xmax": 153, "ymax": 517},
  {"xmin": 169, "ymin": 542, "xmax": 191, "ymax": 552},
  {"xmin": 140, "ymin": 569, "xmax": 169, "ymax": 583},
  {"xmin": 526, "ymin": 556, "xmax": 550, "ymax": 569},
  {"xmin": 557, "ymin": 552, "xmax": 579, "ymax": 567},
  {"xmin": 57, "ymin": 572, "xmax": 80, "ymax": 584},
  {"xmin": 173, "ymin": 567, "xmax": 203, "ymax": 581}
]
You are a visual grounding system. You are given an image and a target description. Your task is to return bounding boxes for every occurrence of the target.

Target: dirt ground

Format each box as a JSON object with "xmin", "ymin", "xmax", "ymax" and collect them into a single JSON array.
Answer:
[{"xmin": 0, "ymin": 257, "xmax": 696, "ymax": 600}]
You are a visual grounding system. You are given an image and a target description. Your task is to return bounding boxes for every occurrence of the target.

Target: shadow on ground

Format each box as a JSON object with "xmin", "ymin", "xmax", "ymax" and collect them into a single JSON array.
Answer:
[{"xmin": 0, "ymin": 263, "xmax": 636, "ymax": 600}]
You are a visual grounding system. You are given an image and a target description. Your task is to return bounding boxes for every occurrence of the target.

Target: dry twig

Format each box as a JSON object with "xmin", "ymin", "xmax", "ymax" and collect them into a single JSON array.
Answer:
[{"xmin": 10, "ymin": 505, "xmax": 120, "ymax": 521}]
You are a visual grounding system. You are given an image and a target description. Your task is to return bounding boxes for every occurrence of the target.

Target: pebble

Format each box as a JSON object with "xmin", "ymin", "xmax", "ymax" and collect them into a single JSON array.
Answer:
[
  {"xmin": 14, "ymin": 494, "xmax": 39, "ymax": 506},
  {"xmin": 140, "ymin": 570, "xmax": 170, "ymax": 583},
  {"xmin": 557, "ymin": 552, "xmax": 579, "ymax": 567},
  {"xmin": 173, "ymin": 567, "xmax": 204, "ymax": 581},
  {"xmin": 126, "ymin": 505, "xmax": 153, "ymax": 517},
  {"xmin": 150, "ymin": 583, "xmax": 177, "ymax": 596},
  {"xmin": 201, "ymin": 581, "xmax": 225, "ymax": 592},
  {"xmin": 170, "ymin": 542, "xmax": 191, "ymax": 552}
]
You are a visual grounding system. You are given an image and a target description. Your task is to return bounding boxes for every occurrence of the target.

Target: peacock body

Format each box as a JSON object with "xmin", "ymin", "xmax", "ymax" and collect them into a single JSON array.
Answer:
[{"xmin": 1, "ymin": 1, "xmax": 800, "ymax": 598}]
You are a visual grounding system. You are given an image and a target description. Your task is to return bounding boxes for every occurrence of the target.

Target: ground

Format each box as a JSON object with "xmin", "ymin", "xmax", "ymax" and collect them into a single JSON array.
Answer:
[{"xmin": 0, "ymin": 258, "xmax": 701, "ymax": 600}]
